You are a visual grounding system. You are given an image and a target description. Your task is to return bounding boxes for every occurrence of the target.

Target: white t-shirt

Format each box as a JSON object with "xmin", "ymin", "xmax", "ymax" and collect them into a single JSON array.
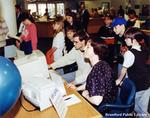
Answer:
[
  {"xmin": 123, "ymin": 45, "xmax": 141, "ymax": 68},
  {"xmin": 52, "ymin": 31, "xmax": 65, "ymax": 61}
]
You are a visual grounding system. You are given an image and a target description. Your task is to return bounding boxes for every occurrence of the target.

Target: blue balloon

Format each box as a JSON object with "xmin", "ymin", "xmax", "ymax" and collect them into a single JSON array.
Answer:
[{"xmin": 0, "ymin": 56, "xmax": 22, "ymax": 117}]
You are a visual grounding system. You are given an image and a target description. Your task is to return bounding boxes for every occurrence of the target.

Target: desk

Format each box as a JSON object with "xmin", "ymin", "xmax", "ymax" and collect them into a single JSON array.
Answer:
[{"xmin": 3, "ymin": 83, "xmax": 102, "ymax": 118}]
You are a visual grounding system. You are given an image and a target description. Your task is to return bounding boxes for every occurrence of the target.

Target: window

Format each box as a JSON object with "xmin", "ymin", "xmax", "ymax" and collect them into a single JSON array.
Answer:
[
  {"xmin": 57, "ymin": 3, "xmax": 65, "ymax": 16},
  {"xmin": 47, "ymin": 3, "xmax": 55, "ymax": 17},
  {"xmin": 26, "ymin": 2, "xmax": 64, "ymax": 17},
  {"xmin": 27, "ymin": 4, "xmax": 37, "ymax": 14},
  {"xmin": 38, "ymin": 4, "xmax": 46, "ymax": 16}
]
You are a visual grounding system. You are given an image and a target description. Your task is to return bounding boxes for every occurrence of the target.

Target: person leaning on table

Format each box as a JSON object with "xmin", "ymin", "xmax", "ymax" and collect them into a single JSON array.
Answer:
[{"xmin": 49, "ymin": 30, "xmax": 92, "ymax": 85}]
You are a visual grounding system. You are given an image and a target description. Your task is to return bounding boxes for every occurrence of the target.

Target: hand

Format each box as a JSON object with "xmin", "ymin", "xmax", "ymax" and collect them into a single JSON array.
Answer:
[
  {"xmin": 48, "ymin": 65, "xmax": 53, "ymax": 69},
  {"xmin": 116, "ymin": 79, "xmax": 123, "ymax": 86},
  {"xmin": 120, "ymin": 45, "xmax": 128, "ymax": 55},
  {"xmin": 82, "ymin": 90, "xmax": 89, "ymax": 98},
  {"xmin": 67, "ymin": 83, "xmax": 76, "ymax": 90},
  {"xmin": 16, "ymin": 40, "xmax": 20, "ymax": 49}
]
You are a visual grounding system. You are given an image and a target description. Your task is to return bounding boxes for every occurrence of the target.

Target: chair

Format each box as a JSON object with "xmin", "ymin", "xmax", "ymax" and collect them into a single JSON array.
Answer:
[
  {"xmin": 148, "ymin": 97, "xmax": 150, "ymax": 114},
  {"xmin": 45, "ymin": 47, "xmax": 56, "ymax": 65},
  {"xmin": 98, "ymin": 78, "xmax": 136, "ymax": 117}
]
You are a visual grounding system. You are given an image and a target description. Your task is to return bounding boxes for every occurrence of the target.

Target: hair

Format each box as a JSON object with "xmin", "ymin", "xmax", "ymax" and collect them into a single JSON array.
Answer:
[
  {"xmin": 15, "ymin": 4, "xmax": 21, "ymax": 11},
  {"xmin": 105, "ymin": 14, "xmax": 114, "ymax": 20},
  {"xmin": 66, "ymin": 12, "xmax": 75, "ymax": 19},
  {"xmin": 53, "ymin": 16, "xmax": 64, "ymax": 36},
  {"xmin": 73, "ymin": 30, "xmax": 90, "ymax": 44},
  {"xmin": 21, "ymin": 12, "xmax": 30, "ymax": 21},
  {"xmin": 90, "ymin": 36, "xmax": 109, "ymax": 60},
  {"xmin": 66, "ymin": 26, "xmax": 76, "ymax": 33},
  {"xmin": 128, "ymin": 9, "xmax": 136, "ymax": 16},
  {"xmin": 124, "ymin": 27, "xmax": 148, "ymax": 51}
]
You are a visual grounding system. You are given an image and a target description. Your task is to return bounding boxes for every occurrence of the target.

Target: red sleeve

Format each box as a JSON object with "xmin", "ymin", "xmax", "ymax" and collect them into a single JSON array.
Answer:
[{"xmin": 29, "ymin": 24, "xmax": 38, "ymax": 50}]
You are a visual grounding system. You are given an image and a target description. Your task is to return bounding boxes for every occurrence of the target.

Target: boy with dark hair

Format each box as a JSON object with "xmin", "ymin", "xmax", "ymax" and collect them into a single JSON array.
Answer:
[{"xmin": 49, "ymin": 30, "xmax": 91, "ymax": 84}]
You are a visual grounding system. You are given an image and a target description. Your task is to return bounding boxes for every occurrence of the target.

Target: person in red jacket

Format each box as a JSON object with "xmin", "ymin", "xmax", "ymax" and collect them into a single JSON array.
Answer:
[{"xmin": 16, "ymin": 12, "xmax": 37, "ymax": 54}]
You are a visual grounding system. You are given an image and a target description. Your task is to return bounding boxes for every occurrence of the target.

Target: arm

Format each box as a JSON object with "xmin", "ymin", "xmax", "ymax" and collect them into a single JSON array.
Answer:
[
  {"xmin": 52, "ymin": 32, "xmax": 65, "ymax": 61},
  {"xmin": 30, "ymin": 24, "xmax": 37, "ymax": 50},
  {"xmin": 20, "ymin": 27, "xmax": 29, "ymax": 40},
  {"xmin": 116, "ymin": 67, "xmax": 127, "ymax": 85},
  {"xmin": 116, "ymin": 50, "xmax": 135, "ymax": 85},
  {"xmin": 74, "ymin": 66, "xmax": 91, "ymax": 85},
  {"xmin": 76, "ymin": 83, "xmax": 86, "ymax": 91},
  {"xmin": 67, "ymin": 82, "xmax": 86, "ymax": 91},
  {"xmin": 82, "ymin": 90, "xmax": 103, "ymax": 106},
  {"xmin": 50, "ymin": 48, "xmax": 77, "ymax": 69}
]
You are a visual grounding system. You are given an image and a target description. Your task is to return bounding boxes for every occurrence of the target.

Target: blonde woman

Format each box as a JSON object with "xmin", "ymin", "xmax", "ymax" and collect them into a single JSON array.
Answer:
[{"xmin": 52, "ymin": 17, "xmax": 65, "ymax": 61}]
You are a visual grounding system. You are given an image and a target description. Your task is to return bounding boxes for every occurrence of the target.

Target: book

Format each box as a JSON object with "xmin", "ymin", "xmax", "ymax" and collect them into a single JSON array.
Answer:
[{"xmin": 7, "ymin": 34, "xmax": 21, "ymax": 41}]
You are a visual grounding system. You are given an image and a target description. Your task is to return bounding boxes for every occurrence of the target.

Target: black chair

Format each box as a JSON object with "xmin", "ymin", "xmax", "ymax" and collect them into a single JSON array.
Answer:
[
  {"xmin": 98, "ymin": 78, "xmax": 136, "ymax": 117},
  {"xmin": 148, "ymin": 97, "xmax": 150, "ymax": 114}
]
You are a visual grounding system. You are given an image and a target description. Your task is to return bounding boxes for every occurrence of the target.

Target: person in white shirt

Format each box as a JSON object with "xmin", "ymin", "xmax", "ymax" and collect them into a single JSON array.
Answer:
[
  {"xmin": 116, "ymin": 28, "xmax": 150, "ymax": 117},
  {"xmin": 49, "ymin": 30, "xmax": 91, "ymax": 85},
  {"xmin": 52, "ymin": 17, "xmax": 65, "ymax": 61}
]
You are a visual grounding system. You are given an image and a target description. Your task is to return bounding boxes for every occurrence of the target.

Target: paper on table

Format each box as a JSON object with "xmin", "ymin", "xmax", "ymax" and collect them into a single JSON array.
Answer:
[
  {"xmin": 50, "ymin": 88, "xmax": 68, "ymax": 118},
  {"xmin": 63, "ymin": 94, "xmax": 81, "ymax": 106},
  {"xmin": 4, "ymin": 45, "xmax": 17, "ymax": 58}
]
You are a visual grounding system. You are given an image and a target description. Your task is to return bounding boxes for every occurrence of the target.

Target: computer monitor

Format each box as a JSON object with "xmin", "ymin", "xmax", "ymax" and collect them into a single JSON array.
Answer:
[
  {"xmin": 14, "ymin": 50, "xmax": 66, "ymax": 111},
  {"xmin": 14, "ymin": 50, "xmax": 49, "ymax": 83}
]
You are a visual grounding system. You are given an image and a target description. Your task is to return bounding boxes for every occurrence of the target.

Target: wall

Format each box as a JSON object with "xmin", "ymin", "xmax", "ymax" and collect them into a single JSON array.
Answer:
[
  {"xmin": 65, "ymin": 0, "xmax": 80, "ymax": 11},
  {"xmin": 84, "ymin": 0, "xmax": 111, "ymax": 10},
  {"xmin": 109, "ymin": 0, "xmax": 150, "ymax": 15},
  {"xmin": 138, "ymin": 0, "xmax": 150, "ymax": 4},
  {"xmin": 111, "ymin": 0, "xmax": 125, "ymax": 10}
]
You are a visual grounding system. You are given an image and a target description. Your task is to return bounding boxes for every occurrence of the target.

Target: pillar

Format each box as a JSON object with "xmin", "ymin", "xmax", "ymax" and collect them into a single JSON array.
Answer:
[{"xmin": 0, "ymin": 0, "xmax": 17, "ymax": 36}]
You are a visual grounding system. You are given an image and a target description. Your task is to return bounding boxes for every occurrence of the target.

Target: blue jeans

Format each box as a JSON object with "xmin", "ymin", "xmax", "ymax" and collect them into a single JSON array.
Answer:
[{"xmin": 135, "ymin": 88, "xmax": 150, "ymax": 118}]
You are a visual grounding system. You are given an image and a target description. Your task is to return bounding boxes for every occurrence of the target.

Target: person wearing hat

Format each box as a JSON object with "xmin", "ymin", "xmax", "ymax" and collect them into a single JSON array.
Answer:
[
  {"xmin": 16, "ymin": 12, "xmax": 38, "ymax": 55},
  {"xmin": 111, "ymin": 17, "xmax": 127, "ymax": 37},
  {"xmin": 111, "ymin": 17, "xmax": 127, "ymax": 76}
]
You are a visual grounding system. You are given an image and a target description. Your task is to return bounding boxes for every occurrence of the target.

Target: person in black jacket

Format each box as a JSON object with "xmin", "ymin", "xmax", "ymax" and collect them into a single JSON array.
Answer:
[
  {"xmin": 79, "ymin": 2, "xmax": 89, "ymax": 32},
  {"xmin": 117, "ymin": 5, "xmax": 125, "ymax": 18},
  {"xmin": 15, "ymin": 4, "xmax": 24, "ymax": 31}
]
